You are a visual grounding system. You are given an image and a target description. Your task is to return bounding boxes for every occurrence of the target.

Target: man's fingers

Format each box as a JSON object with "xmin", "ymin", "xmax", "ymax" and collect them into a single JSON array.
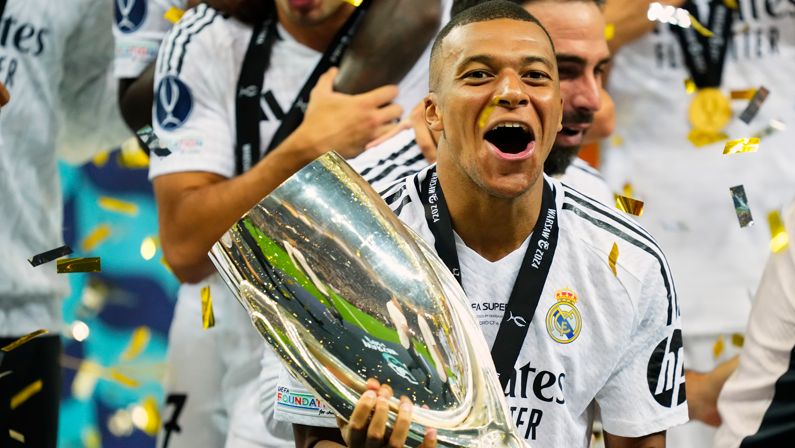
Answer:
[
  {"xmin": 414, "ymin": 123, "xmax": 437, "ymax": 163},
  {"xmin": 345, "ymin": 389, "xmax": 377, "ymax": 447},
  {"xmin": 375, "ymin": 103, "xmax": 404, "ymax": 126},
  {"xmin": 388, "ymin": 399, "xmax": 413, "ymax": 447},
  {"xmin": 314, "ymin": 67, "xmax": 339, "ymax": 95},
  {"xmin": 365, "ymin": 119, "xmax": 411, "ymax": 149},
  {"xmin": 368, "ymin": 123, "xmax": 401, "ymax": 146},
  {"xmin": 365, "ymin": 396, "xmax": 390, "ymax": 447},
  {"xmin": 419, "ymin": 428, "xmax": 438, "ymax": 448},
  {"xmin": 359, "ymin": 84, "xmax": 399, "ymax": 107}
]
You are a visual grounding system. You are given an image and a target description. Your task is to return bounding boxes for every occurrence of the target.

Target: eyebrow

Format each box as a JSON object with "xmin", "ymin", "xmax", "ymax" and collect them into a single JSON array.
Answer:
[
  {"xmin": 555, "ymin": 53, "xmax": 612, "ymax": 68},
  {"xmin": 458, "ymin": 54, "xmax": 556, "ymax": 72}
]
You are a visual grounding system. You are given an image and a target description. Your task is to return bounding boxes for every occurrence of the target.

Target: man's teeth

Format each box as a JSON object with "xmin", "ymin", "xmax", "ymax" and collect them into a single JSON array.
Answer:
[{"xmin": 493, "ymin": 122, "xmax": 528, "ymax": 130}]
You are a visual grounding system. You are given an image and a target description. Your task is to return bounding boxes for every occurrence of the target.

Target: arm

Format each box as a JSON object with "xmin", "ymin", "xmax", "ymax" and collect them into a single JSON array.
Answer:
[
  {"xmin": 604, "ymin": 431, "xmax": 665, "ymax": 448},
  {"xmin": 156, "ymin": 68, "xmax": 401, "ymax": 283},
  {"xmin": 603, "ymin": 0, "xmax": 684, "ymax": 53},
  {"xmin": 334, "ymin": 0, "xmax": 442, "ymax": 94},
  {"xmin": 119, "ymin": 63, "xmax": 156, "ymax": 133},
  {"xmin": 685, "ymin": 357, "xmax": 739, "ymax": 427}
]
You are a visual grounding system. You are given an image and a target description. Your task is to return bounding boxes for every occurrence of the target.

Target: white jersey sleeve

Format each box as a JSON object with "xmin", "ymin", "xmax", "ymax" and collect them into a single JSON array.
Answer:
[
  {"xmin": 595, "ymin": 244, "xmax": 689, "ymax": 437},
  {"xmin": 113, "ymin": 0, "xmax": 187, "ymax": 79},
  {"xmin": 714, "ymin": 201, "xmax": 795, "ymax": 448},
  {"xmin": 149, "ymin": 4, "xmax": 237, "ymax": 180},
  {"xmin": 271, "ymin": 365, "xmax": 338, "ymax": 428},
  {"xmin": 56, "ymin": 0, "xmax": 130, "ymax": 164},
  {"xmin": 348, "ymin": 129, "xmax": 429, "ymax": 192},
  {"xmin": 559, "ymin": 157, "xmax": 614, "ymax": 205}
]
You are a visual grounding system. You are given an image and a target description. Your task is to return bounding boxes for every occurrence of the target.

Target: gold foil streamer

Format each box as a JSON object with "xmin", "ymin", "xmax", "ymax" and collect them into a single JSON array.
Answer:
[
  {"xmin": 604, "ymin": 23, "xmax": 615, "ymax": 41},
  {"xmin": 109, "ymin": 369, "xmax": 140, "ymax": 388},
  {"xmin": 10, "ymin": 379, "xmax": 42, "ymax": 410},
  {"xmin": 731, "ymin": 333, "xmax": 745, "ymax": 347},
  {"xmin": 689, "ymin": 14, "xmax": 714, "ymax": 37},
  {"xmin": 164, "ymin": 6, "xmax": 185, "ymax": 23},
  {"xmin": 98, "ymin": 196, "xmax": 139, "ymax": 216},
  {"xmin": 121, "ymin": 327, "xmax": 151, "ymax": 361},
  {"xmin": 1, "ymin": 329, "xmax": 48, "ymax": 352},
  {"xmin": 608, "ymin": 242, "xmax": 619, "ymax": 277},
  {"xmin": 768, "ymin": 210, "xmax": 789, "ymax": 253},
  {"xmin": 730, "ymin": 89, "xmax": 757, "ymax": 100},
  {"xmin": 9, "ymin": 430, "xmax": 24, "ymax": 443},
  {"xmin": 118, "ymin": 138, "xmax": 150, "ymax": 169},
  {"xmin": 57, "ymin": 257, "xmax": 101, "ymax": 274},
  {"xmin": 688, "ymin": 130, "xmax": 728, "ymax": 147},
  {"xmin": 81, "ymin": 224, "xmax": 111, "ymax": 252},
  {"xmin": 614, "ymin": 195, "xmax": 645, "ymax": 216},
  {"xmin": 29, "ymin": 245, "xmax": 73, "ymax": 267},
  {"xmin": 684, "ymin": 78, "xmax": 696, "ymax": 94},
  {"xmin": 729, "ymin": 185, "xmax": 754, "ymax": 228},
  {"xmin": 478, "ymin": 96, "xmax": 500, "ymax": 129},
  {"xmin": 723, "ymin": 137, "xmax": 760, "ymax": 155},
  {"xmin": 713, "ymin": 335, "xmax": 725, "ymax": 359},
  {"xmin": 201, "ymin": 286, "xmax": 215, "ymax": 329}
]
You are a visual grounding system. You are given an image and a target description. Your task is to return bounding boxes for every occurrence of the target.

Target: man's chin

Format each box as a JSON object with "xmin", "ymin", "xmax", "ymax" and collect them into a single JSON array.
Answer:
[{"xmin": 543, "ymin": 145, "xmax": 579, "ymax": 176}]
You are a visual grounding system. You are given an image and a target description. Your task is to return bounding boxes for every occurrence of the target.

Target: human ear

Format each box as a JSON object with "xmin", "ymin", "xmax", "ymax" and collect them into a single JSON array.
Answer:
[{"xmin": 425, "ymin": 93, "xmax": 444, "ymax": 132}]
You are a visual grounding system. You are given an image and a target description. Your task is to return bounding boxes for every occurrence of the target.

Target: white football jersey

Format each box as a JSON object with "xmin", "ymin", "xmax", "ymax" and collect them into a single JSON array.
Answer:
[
  {"xmin": 713, "ymin": 200, "xmax": 795, "ymax": 448},
  {"xmin": 559, "ymin": 157, "xmax": 614, "ymax": 206},
  {"xmin": 273, "ymin": 166, "xmax": 689, "ymax": 446},
  {"xmin": 113, "ymin": 0, "xmax": 188, "ymax": 79}
]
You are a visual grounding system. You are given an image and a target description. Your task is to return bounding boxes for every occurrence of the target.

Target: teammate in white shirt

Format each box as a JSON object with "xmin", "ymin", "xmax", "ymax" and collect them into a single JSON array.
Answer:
[
  {"xmin": 713, "ymin": 199, "xmax": 795, "ymax": 448},
  {"xmin": 0, "ymin": 1, "xmax": 128, "ymax": 446},
  {"xmin": 149, "ymin": 1, "xmax": 452, "ymax": 446},
  {"xmin": 285, "ymin": 2, "xmax": 688, "ymax": 447},
  {"xmin": 602, "ymin": 1, "xmax": 795, "ymax": 446}
]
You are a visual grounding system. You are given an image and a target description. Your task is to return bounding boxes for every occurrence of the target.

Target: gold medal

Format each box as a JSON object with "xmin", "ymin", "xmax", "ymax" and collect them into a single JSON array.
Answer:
[{"xmin": 688, "ymin": 88, "xmax": 732, "ymax": 133}]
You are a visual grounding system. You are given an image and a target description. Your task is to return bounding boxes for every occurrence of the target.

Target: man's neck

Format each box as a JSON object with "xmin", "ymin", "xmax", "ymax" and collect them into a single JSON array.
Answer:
[
  {"xmin": 436, "ymin": 150, "xmax": 544, "ymax": 263},
  {"xmin": 276, "ymin": 5, "xmax": 354, "ymax": 52}
]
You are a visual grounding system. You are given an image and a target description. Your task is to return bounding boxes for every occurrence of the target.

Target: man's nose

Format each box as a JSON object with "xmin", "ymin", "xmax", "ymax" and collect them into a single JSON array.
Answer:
[
  {"xmin": 495, "ymin": 72, "xmax": 530, "ymax": 109},
  {"xmin": 568, "ymin": 75, "xmax": 601, "ymax": 113}
]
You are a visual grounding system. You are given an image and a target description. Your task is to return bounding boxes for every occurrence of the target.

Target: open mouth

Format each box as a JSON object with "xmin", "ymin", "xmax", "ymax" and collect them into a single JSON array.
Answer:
[
  {"xmin": 559, "ymin": 126, "xmax": 581, "ymax": 137},
  {"xmin": 484, "ymin": 122, "xmax": 535, "ymax": 155}
]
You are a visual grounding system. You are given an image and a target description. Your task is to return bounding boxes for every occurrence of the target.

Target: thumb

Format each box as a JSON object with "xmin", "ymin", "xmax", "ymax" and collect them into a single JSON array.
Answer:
[{"xmin": 315, "ymin": 67, "xmax": 339, "ymax": 94}]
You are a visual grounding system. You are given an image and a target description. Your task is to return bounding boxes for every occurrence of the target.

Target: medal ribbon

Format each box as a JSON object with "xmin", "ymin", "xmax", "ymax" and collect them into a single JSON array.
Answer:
[
  {"xmin": 671, "ymin": 0, "xmax": 735, "ymax": 88},
  {"xmin": 234, "ymin": 0, "xmax": 372, "ymax": 174},
  {"xmin": 418, "ymin": 166, "xmax": 560, "ymax": 389}
]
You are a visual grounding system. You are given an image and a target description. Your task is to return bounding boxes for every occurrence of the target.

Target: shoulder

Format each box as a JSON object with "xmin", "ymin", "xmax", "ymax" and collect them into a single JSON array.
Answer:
[
  {"xmin": 349, "ymin": 129, "xmax": 427, "ymax": 191},
  {"xmin": 378, "ymin": 165, "xmax": 433, "ymax": 231}
]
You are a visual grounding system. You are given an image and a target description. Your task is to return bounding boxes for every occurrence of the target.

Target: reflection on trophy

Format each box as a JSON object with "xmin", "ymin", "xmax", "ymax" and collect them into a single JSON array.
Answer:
[{"xmin": 209, "ymin": 152, "xmax": 526, "ymax": 447}]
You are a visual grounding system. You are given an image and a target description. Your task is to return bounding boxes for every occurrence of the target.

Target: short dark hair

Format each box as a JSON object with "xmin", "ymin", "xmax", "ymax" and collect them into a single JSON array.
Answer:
[
  {"xmin": 451, "ymin": 0, "xmax": 605, "ymax": 19},
  {"xmin": 430, "ymin": 1, "xmax": 554, "ymax": 90}
]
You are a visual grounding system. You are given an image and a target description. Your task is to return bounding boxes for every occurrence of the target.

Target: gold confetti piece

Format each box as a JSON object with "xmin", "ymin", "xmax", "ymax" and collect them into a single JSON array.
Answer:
[
  {"xmin": 28, "ymin": 245, "xmax": 73, "ymax": 267},
  {"xmin": 478, "ymin": 96, "xmax": 500, "ymax": 129},
  {"xmin": 604, "ymin": 23, "xmax": 615, "ymax": 41},
  {"xmin": 1, "ymin": 329, "xmax": 48, "ymax": 352},
  {"xmin": 108, "ymin": 369, "xmax": 140, "ymax": 388},
  {"xmin": 117, "ymin": 138, "xmax": 150, "ymax": 169},
  {"xmin": 684, "ymin": 78, "xmax": 696, "ymax": 94},
  {"xmin": 713, "ymin": 335, "xmax": 725, "ymax": 359},
  {"xmin": 615, "ymin": 194, "xmax": 645, "ymax": 216},
  {"xmin": 201, "ymin": 286, "xmax": 215, "ymax": 329},
  {"xmin": 121, "ymin": 327, "xmax": 151, "ymax": 362},
  {"xmin": 723, "ymin": 137, "xmax": 760, "ymax": 155},
  {"xmin": 81, "ymin": 224, "xmax": 111, "ymax": 252},
  {"xmin": 723, "ymin": 0, "xmax": 738, "ymax": 8},
  {"xmin": 57, "ymin": 257, "xmax": 101, "ymax": 274},
  {"xmin": 342, "ymin": 0, "xmax": 363, "ymax": 6},
  {"xmin": 10, "ymin": 379, "xmax": 42, "ymax": 410},
  {"xmin": 132, "ymin": 396, "xmax": 161, "ymax": 436},
  {"xmin": 768, "ymin": 210, "xmax": 789, "ymax": 253},
  {"xmin": 689, "ymin": 14, "xmax": 714, "ymax": 37},
  {"xmin": 688, "ymin": 129, "xmax": 729, "ymax": 147},
  {"xmin": 608, "ymin": 242, "xmax": 619, "ymax": 276},
  {"xmin": 610, "ymin": 134, "xmax": 624, "ymax": 147},
  {"xmin": 731, "ymin": 333, "xmax": 745, "ymax": 347},
  {"xmin": 622, "ymin": 182, "xmax": 633, "ymax": 198},
  {"xmin": 93, "ymin": 151, "xmax": 110, "ymax": 167},
  {"xmin": 0, "ymin": 371, "xmax": 12, "ymax": 380},
  {"xmin": 98, "ymin": 196, "xmax": 139, "ymax": 216},
  {"xmin": 730, "ymin": 185, "xmax": 754, "ymax": 228},
  {"xmin": 9, "ymin": 429, "xmax": 24, "ymax": 443},
  {"xmin": 160, "ymin": 257, "xmax": 174, "ymax": 274},
  {"xmin": 140, "ymin": 236, "xmax": 158, "ymax": 261},
  {"xmin": 163, "ymin": 6, "xmax": 185, "ymax": 23},
  {"xmin": 731, "ymin": 89, "xmax": 757, "ymax": 100}
]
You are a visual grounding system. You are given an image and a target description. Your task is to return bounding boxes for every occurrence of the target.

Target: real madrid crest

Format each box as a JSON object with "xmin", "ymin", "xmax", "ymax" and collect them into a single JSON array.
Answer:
[{"xmin": 546, "ymin": 288, "xmax": 582, "ymax": 344}]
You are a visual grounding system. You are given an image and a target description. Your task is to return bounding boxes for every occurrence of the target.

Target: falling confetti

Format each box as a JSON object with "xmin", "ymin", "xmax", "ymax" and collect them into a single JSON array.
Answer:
[
  {"xmin": 739, "ymin": 86, "xmax": 769, "ymax": 124},
  {"xmin": 81, "ymin": 224, "xmax": 111, "ymax": 252},
  {"xmin": 108, "ymin": 369, "xmax": 140, "ymax": 388},
  {"xmin": 57, "ymin": 257, "xmax": 101, "ymax": 274},
  {"xmin": 121, "ymin": 327, "xmax": 151, "ymax": 362},
  {"xmin": 713, "ymin": 335, "xmax": 725, "ymax": 359},
  {"xmin": 723, "ymin": 137, "xmax": 760, "ymax": 155},
  {"xmin": 28, "ymin": 245, "xmax": 73, "ymax": 267},
  {"xmin": 163, "ymin": 6, "xmax": 185, "ymax": 23},
  {"xmin": 768, "ymin": 210, "xmax": 789, "ymax": 253},
  {"xmin": 731, "ymin": 333, "xmax": 745, "ymax": 347},
  {"xmin": 730, "ymin": 89, "xmax": 757, "ymax": 100},
  {"xmin": 0, "ymin": 371, "xmax": 12, "ymax": 380},
  {"xmin": 98, "ymin": 196, "xmax": 139, "ymax": 216},
  {"xmin": 723, "ymin": 0, "xmax": 738, "ymax": 9},
  {"xmin": 92, "ymin": 150, "xmax": 110, "ymax": 167},
  {"xmin": 688, "ymin": 130, "xmax": 728, "ymax": 147},
  {"xmin": 10, "ymin": 379, "xmax": 43, "ymax": 410},
  {"xmin": 684, "ymin": 78, "xmax": 696, "ymax": 95},
  {"xmin": 9, "ymin": 430, "xmax": 24, "ymax": 443},
  {"xmin": 729, "ymin": 185, "xmax": 754, "ymax": 228},
  {"xmin": 608, "ymin": 242, "xmax": 619, "ymax": 276},
  {"xmin": 614, "ymin": 194, "xmax": 645, "ymax": 216},
  {"xmin": 604, "ymin": 23, "xmax": 615, "ymax": 41},
  {"xmin": 1, "ymin": 329, "xmax": 49, "ymax": 352},
  {"xmin": 201, "ymin": 286, "xmax": 215, "ymax": 329},
  {"xmin": 131, "ymin": 396, "xmax": 161, "ymax": 436}
]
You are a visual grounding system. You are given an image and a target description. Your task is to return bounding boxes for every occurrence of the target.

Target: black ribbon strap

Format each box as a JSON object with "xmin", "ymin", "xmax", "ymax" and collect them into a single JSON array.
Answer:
[
  {"xmin": 671, "ymin": 0, "xmax": 735, "ymax": 88},
  {"xmin": 234, "ymin": 0, "xmax": 372, "ymax": 174},
  {"xmin": 418, "ymin": 167, "xmax": 560, "ymax": 389}
]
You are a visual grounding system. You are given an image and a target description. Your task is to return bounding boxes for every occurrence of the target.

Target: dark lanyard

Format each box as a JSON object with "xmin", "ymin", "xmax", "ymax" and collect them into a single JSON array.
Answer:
[
  {"xmin": 671, "ymin": 0, "xmax": 735, "ymax": 88},
  {"xmin": 234, "ymin": 0, "xmax": 372, "ymax": 175},
  {"xmin": 0, "ymin": 0, "xmax": 6, "ymax": 20},
  {"xmin": 418, "ymin": 166, "xmax": 560, "ymax": 389}
]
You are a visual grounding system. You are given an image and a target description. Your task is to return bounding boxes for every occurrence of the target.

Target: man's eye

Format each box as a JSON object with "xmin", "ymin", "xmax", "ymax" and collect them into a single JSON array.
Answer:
[
  {"xmin": 465, "ymin": 70, "xmax": 490, "ymax": 79},
  {"xmin": 524, "ymin": 71, "xmax": 550, "ymax": 80}
]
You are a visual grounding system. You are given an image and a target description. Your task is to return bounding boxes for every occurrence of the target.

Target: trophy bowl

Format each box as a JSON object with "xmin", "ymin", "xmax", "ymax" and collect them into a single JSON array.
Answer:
[{"xmin": 209, "ymin": 152, "xmax": 526, "ymax": 447}]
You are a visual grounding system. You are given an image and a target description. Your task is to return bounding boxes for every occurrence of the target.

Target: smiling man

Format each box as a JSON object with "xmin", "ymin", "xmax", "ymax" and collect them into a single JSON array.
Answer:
[{"xmin": 285, "ymin": 2, "xmax": 688, "ymax": 447}]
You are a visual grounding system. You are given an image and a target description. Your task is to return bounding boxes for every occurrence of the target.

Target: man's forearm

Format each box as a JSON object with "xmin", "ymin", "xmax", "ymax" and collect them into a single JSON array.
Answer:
[
  {"xmin": 335, "ymin": 0, "xmax": 442, "ymax": 94},
  {"xmin": 118, "ymin": 63, "xmax": 156, "ymax": 133}
]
